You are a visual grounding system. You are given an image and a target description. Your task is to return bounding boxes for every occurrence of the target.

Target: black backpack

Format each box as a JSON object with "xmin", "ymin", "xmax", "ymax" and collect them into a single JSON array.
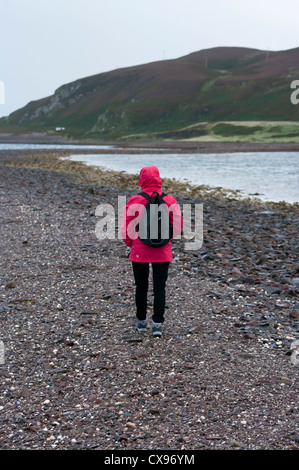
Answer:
[{"xmin": 137, "ymin": 191, "xmax": 173, "ymax": 247}]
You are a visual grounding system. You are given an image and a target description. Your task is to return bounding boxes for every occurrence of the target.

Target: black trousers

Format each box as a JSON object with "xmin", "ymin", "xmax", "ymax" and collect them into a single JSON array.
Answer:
[{"xmin": 132, "ymin": 262, "xmax": 170, "ymax": 324}]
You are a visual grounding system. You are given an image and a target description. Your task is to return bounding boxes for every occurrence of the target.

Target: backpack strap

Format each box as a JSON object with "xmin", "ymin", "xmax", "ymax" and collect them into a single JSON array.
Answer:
[
  {"xmin": 138, "ymin": 192, "xmax": 151, "ymax": 201},
  {"xmin": 138, "ymin": 191, "xmax": 168, "ymax": 200}
]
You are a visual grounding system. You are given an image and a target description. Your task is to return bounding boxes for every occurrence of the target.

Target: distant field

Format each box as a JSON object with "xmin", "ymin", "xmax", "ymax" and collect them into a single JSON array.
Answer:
[
  {"xmin": 121, "ymin": 121, "xmax": 299, "ymax": 143},
  {"xmin": 1, "ymin": 121, "xmax": 299, "ymax": 144}
]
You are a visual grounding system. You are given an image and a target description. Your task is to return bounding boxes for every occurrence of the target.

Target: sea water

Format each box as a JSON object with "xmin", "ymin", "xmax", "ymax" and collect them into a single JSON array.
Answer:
[{"xmin": 63, "ymin": 152, "xmax": 299, "ymax": 204}]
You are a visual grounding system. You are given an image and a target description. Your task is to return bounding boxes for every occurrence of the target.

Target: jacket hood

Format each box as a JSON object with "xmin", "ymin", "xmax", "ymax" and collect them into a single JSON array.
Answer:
[{"xmin": 138, "ymin": 166, "xmax": 162, "ymax": 192}]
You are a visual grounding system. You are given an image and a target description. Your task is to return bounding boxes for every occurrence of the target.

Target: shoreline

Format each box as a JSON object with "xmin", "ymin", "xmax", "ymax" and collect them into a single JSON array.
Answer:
[
  {"xmin": 1, "ymin": 133, "xmax": 299, "ymax": 154},
  {"xmin": 0, "ymin": 149, "xmax": 298, "ymax": 450},
  {"xmin": 1, "ymin": 148, "xmax": 298, "ymax": 209},
  {"xmin": 62, "ymin": 154, "xmax": 299, "ymax": 207}
]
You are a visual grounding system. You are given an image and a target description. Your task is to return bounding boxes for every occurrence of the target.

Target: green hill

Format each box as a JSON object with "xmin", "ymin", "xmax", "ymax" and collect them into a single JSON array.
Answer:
[{"xmin": 1, "ymin": 46, "xmax": 299, "ymax": 141}]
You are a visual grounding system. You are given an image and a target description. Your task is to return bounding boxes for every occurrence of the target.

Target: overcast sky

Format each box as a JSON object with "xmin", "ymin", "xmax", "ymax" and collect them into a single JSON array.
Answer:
[{"xmin": 0, "ymin": 0, "xmax": 298, "ymax": 117}]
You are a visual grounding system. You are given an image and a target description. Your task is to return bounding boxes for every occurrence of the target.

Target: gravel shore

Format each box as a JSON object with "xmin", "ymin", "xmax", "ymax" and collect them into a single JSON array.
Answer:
[{"xmin": 0, "ymin": 150, "xmax": 298, "ymax": 450}]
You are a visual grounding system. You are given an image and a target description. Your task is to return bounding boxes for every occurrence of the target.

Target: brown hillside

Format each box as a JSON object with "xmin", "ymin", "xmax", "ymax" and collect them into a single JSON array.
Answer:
[{"xmin": 2, "ymin": 46, "xmax": 299, "ymax": 138}]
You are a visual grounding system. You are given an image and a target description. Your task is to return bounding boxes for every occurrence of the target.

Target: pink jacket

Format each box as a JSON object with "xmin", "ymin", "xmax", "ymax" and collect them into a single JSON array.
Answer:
[{"xmin": 121, "ymin": 166, "xmax": 183, "ymax": 263}]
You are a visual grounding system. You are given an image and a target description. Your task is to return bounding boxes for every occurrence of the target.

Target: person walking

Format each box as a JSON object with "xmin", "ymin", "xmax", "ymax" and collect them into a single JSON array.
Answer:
[{"xmin": 121, "ymin": 166, "xmax": 183, "ymax": 336}]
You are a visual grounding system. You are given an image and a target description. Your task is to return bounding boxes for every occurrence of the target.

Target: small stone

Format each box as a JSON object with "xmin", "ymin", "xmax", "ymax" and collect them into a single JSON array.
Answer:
[
  {"xmin": 101, "ymin": 294, "xmax": 111, "ymax": 300},
  {"xmin": 289, "ymin": 310, "xmax": 299, "ymax": 320},
  {"xmin": 242, "ymin": 276, "xmax": 255, "ymax": 285},
  {"xmin": 131, "ymin": 351, "xmax": 149, "ymax": 359},
  {"xmin": 244, "ymin": 332, "xmax": 256, "ymax": 339},
  {"xmin": 187, "ymin": 325, "xmax": 204, "ymax": 334},
  {"xmin": 125, "ymin": 422, "xmax": 136, "ymax": 430},
  {"xmin": 228, "ymin": 439, "xmax": 246, "ymax": 448},
  {"xmin": 280, "ymin": 376, "xmax": 292, "ymax": 383},
  {"xmin": 266, "ymin": 287, "xmax": 281, "ymax": 295},
  {"xmin": 148, "ymin": 408, "xmax": 160, "ymax": 415},
  {"xmin": 232, "ymin": 267, "xmax": 243, "ymax": 276},
  {"xmin": 27, "ymin": 425, "xmax": 39, "ymax": 432},
  {"xmin": 80, "ymin": 310, "xmax": 101, "ymax": 315},
  {"xmin": 5, "ymin": 282, "xmax": 16, "ymax": 289},
  {"xmin": 14, "ymin": 413, "xmax": 25, "ymax": 423},
  {"xmin": 275, "ymin": 302, "xmax": 289, "ymax": 308},
  {"xmin": 123, "ymin": 338, "xmax": 143, "ymax": 343},
  {"xmin": 20, "ymin": 386, "xmax": 31, "ymax": 398}
]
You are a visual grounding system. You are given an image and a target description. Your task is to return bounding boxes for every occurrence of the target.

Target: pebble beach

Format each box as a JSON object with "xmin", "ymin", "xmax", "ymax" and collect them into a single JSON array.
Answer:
[{"xmin": 0, "ymin": 147, "xmax": 298, "ymax": 450}]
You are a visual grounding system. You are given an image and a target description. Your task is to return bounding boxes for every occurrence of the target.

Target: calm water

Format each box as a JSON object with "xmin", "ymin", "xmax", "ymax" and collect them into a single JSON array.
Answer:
[
  {"xmin": 64, "ymin": 152, "xmax": 299, "ymax": 204},
  {"xmin": 0, "ymin": 143, "xmax": 114, "ymax": 150},
  {"xmin": 0, "ymin": 143, "xmax": 297, "ymax": 203}
]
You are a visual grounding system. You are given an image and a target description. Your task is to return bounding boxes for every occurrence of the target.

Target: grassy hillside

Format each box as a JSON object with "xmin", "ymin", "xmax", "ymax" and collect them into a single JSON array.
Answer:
[{"xmin": 1, "ymin": 46, "xmax": 299, "ymax": 141}]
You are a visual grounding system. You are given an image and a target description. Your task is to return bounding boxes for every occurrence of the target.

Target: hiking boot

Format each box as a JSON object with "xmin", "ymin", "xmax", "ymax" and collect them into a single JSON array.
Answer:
[
  {"xmin": 152, "ymin": 321, "xmax": 163, "ymax": 337},
  {"xmin": 136, "ymin": 319, "xmax": 148, "ymax": 332}
]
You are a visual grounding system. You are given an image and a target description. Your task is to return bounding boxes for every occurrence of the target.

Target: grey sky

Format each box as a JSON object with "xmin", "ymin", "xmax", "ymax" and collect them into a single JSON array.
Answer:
[{"xmin": 1, "ymin": 0, "xmax": 298, "ymax": 118}]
